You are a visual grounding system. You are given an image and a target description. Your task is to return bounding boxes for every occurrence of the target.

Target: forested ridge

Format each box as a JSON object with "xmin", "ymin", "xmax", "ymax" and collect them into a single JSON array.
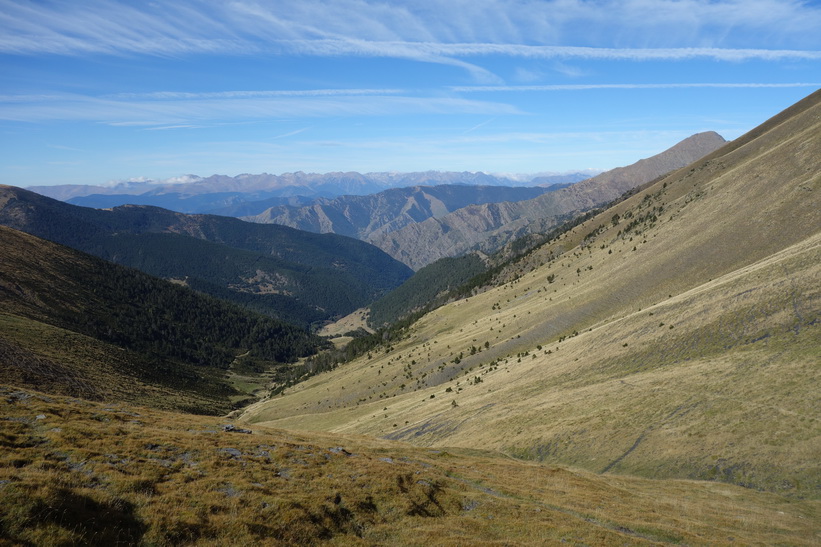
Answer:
[
  {"xmin": 93, "ymin": 232, "xmax": 384, "ymax": 327},
  {"xmin": 0, "ymin": 226, "xmax": 326, "ymax": 389},
  {"xmin": 0, "ymin": 186, "xmax": 412, "ymax": 327}
]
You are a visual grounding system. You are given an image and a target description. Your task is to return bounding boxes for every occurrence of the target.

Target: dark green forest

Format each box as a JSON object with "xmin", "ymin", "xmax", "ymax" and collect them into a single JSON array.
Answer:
[
  {"xmin": 0, "ymin": 226, "xmax": 328, "ymax": 406},
  {"xmin": 367, "ymin": 253, "xmax": 488, "ymax": 327},
  {"xmin": 0, "ymin": 186, "xmax": 413, "ymax": 327},
  {"xmin": 93, "ymin": 232, "xmax": 385, "ymax": 327}
]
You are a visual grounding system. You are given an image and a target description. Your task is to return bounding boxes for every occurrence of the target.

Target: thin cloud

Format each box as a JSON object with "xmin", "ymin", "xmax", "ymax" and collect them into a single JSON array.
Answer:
[
  {"xmin": 2, "ymin": 1, "xmax": 818, "ymax": 60},
  {"xmin": 298, "ymin": 128, "xmax": 693, "ymax": 149},
  {"xmin": 280, "ymin": 40, "xmax": 821, "ymax": 63},
  {"xmin": 0, "ymin": 92, "xmax": 522, "ymax": 124},
  {"xmin": 47, "ymin": 143, "xmax": 84, "ymax": 152},
  {"xmin": 144, "ymin": 124, "xmax": 205, "ymax": 131},
  {"xmin": 273, "ymin": 127, "xmax": 312, "ymax": 139},
  {"xmin": 462, "ymin": 118, "xmax": 496, "ymax": 134},
  {"xmin": 105, "ymin": 121, "xmax": 169, "ymax": 127},
  {"xmin": 451, "ymin": 82, "xmax": 821, "ymax": 92},
  {"xmin": 109, "ymin": 89, "xmax": 407, "ymax": 100}
]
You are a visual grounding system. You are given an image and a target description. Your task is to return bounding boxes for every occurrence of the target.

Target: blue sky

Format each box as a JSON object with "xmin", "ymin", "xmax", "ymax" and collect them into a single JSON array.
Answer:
[{"xmin": 1, "ymin": 0, "xmax": 819, "ymax": 187}]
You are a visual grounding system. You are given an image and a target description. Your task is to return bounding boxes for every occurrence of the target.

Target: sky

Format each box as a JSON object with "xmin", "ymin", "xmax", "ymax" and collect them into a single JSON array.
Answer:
[{"xmin": 1, "ymin": 0, "xmax": 820, "ymax": 188}]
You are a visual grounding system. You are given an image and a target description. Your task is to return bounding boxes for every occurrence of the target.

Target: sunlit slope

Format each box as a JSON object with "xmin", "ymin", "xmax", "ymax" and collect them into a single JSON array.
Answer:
[{"xmin": 242, "ymin": 90, "xmax": 821, "ymax": 496}]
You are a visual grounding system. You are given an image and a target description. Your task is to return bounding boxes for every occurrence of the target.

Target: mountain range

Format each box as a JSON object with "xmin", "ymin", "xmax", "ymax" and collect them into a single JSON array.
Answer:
[
  {"xmin": 29, "ymin": 170, "xmax": 595, "ymax": 215},
  {"xmin": 242, "ymin": 184, "xmax": 567, "ymax": 242},
  {"xmin": 21, "ymin": 138, "xmax": 724, "ymax": 273},
  {"xmin": 240, "ymin": 132, "xmax": 724, "ymax": 270}
]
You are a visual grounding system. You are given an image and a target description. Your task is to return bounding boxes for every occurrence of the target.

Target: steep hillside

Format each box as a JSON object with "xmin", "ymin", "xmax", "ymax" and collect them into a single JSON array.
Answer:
[
  {"xmin": 241, "ymin": 92, "xmax": 820, "ymax": 497},
  {"xmin": 365, "ymin": 207, "xmax": 614, "ymax": 328},
  {"xmin": 2, "ymin": 385, "xmax": 818, "ymax": 545},
  {"xmin": 367, "ymin": 253, "xmax": 490, "ymax": 328},
  {"xmin": 0, "ymin": 226, "xmax": 325, "ymax": 414},
  {"xmin": 373, "ymin": 132, "xmax": 726, "ymax": 269},
  {"xmin": 244, "ymin": 184, "xmax": 563, "ymax": 241},
  {"xmin": 0, "ymin": 189, "xmax": 412, "ymax": 326}
]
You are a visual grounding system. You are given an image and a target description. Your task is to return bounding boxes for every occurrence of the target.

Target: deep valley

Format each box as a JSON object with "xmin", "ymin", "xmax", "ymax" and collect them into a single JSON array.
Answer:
[{"xmin": 1, "ymin": 89, "xmax": 819, "ymax": 545}]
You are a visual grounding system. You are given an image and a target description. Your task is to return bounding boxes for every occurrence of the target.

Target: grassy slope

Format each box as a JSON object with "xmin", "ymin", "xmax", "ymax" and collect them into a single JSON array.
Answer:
[
  {"xmin": 242, "ymin": 91, "xmax": 821, "ymax": 497},
  {"xmin": 0, "ymin": 314, "xmax": 242, "ymax": 414},
  {"xmin": 2, "ymin": 385, "xmax": 818, "ymax": 546}
]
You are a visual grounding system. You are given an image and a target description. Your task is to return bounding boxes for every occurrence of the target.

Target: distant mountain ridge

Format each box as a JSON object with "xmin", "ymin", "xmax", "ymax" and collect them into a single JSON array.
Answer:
[
  {"xmin": 243, "ymin": 184, "xmax": 567, "ymax": 241},
  {"xmin": 29, "ymin": 170, "xmax": 596, "ymax": 214},
  {"xmin": 0, "ymin": 187, "xmax": 412, "ymax": 327},
  {"xmin": 371, "ymin": 131, "xmax": 727, "ymax": 269}
]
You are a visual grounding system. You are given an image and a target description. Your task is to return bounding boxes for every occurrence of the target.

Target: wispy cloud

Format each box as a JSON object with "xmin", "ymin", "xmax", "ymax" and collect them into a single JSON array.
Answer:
[
  {"xmin": 144, "ymin": 124, "xmax": 205, "ymax": 131},
  {"xmin": 3, "ymin": 0, "xmax": 819, "ymax": 185},
  {"xmin": 2, "ymin": 1, "xmax": 818, "ymax": 63},
  {"xmin": 0, "ymin": 92, "xmax": 522, "ymax": 124},
  {"xmin": 109, "ymin": 89, "xmax": 406, "ymax": 100},
  {"xmin": 273, "ymin": 127, "xmax": 312, "ymax": 139},
  {"xmin": 46, "ymin": 143, "xmax": 84, "ymax": 152},
  {"xmin": 271, "ymin": 39, "xmax": 821, "ymax": 64},
  {"xmin": 235, "ymin": 127, "xmax": 709, "ymax": 173},
  {"xmin": 462, "ymin": 118, "xmax": 496, "ymax": 134},
  {"xmin": 451, "ymin": 82, "xmax": 821, "ymax": 93}
]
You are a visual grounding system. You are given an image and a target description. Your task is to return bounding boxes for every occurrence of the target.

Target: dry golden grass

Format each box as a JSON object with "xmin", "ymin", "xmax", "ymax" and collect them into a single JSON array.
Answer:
[
  {"xmin": 318, "ymin": 308, "xmax": 372, "ymax": 339},
  {"xmin": 242, "ymin": 91, "xmax": 821, "ymax": 499},
  {"xmin": 244, "ymin": 232, "xmax": 821, "ymax": 496},
  {"xmin": 2, "ymin": 384, "xmax": 819, "ymax": 545}
]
